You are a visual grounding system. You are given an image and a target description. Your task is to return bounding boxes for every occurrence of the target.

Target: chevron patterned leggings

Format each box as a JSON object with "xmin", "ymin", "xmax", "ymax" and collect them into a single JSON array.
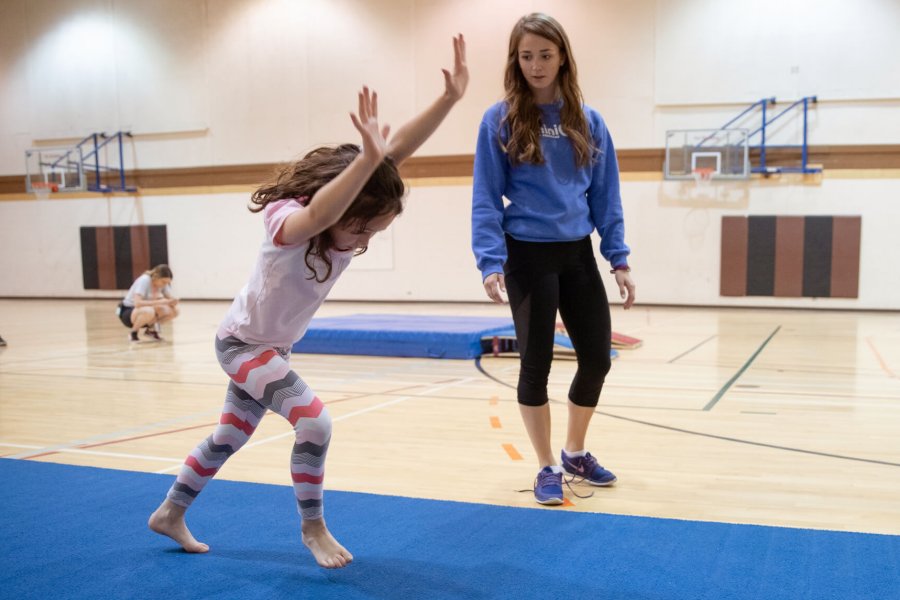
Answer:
[{"xmin": 166, "ymin": 332, "xmax": 332, "ymax": 520}]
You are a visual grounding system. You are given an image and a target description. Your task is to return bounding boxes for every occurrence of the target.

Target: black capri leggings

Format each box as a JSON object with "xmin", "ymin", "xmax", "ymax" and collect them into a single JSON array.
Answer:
[{"xmin": 503, "ymin": 234, "xmax": 612, "ymax": 408}]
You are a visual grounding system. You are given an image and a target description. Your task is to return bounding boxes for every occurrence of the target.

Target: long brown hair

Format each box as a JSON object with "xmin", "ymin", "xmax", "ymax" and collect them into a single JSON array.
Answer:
[
  {"xmin": 145, "ymin": 264, "xmax": 173, "ymax": 280},
  {"xmin": 249, "ymin": 144, "xmax": 405, "ymax": 281},
  {"xmin": 502, "ymin": 13, "xmax": 594, "ymax": 167}
]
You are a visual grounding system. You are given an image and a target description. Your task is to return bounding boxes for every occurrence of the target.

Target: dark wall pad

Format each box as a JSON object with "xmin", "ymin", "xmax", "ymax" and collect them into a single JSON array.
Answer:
[
  {"xmin": 830, "ymin": 217, "xmax": 861, "ymax": 298},
  {"xmin": 80, "ymin": 227, "xmax": 99, "ymax": 290},
  {"xmin": 148, "ymin": 225, "xmax": 169, "ymax": 267},
  {"xmin": 746, "ymin": 216, "xmax": 776, "ymax": 296},
  {"xmin": 720, "ymin": 217, "xmax": 748, "ymax": 296},
  {"xmin": 802, "ymin": 216, "xmax": 833, "ymax": 297},
  {"xmin": 130, "ymin": 226, "xmax": 150, "ymax": 282},
  {"xmin": 773, "ymin": 217, "xmax": 805, "ymax": 297},
  {"xmin": 113, "ymin": 226, "xmax": 133, "ymax": 290},
  {"xmin": 95, "ymin": 227, "xmax": 116, "ymax": 290}
]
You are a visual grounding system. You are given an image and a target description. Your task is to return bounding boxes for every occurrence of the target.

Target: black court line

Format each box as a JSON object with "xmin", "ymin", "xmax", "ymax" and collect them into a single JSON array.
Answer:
[
  {"xmin": 667, "ymin": 334, "xmax": 717, "ymax": 364},
  {"xmin": 703, "ymin": 325, "xmax": 781, "ymax": 411},
  {"xmin": 474, "ymin": 356, "xmax": 900, "ymax": 469}
]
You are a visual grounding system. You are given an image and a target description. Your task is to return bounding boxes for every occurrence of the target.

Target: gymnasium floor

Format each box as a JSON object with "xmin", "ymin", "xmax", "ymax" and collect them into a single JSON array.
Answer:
[{"xmin": 1, "ymin": 298, "xmax": 898, "ymax": 536}]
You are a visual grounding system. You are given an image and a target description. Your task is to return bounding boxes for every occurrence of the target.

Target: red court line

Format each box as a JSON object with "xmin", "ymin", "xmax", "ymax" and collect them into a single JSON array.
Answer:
[
  {"xmin": 867, "ymin": 337, "xmax": 897, "ymax": 379},
  {"xmin": 25, "ymin": 422, "xmax": 218, "ymax": 459},
  {"xmin": 79, "ymin": 422, "xmax": 218, "ymax": 449},
  {"xmin": 23, "ymin": 386, "xmax": 433, "ymax": 461}
]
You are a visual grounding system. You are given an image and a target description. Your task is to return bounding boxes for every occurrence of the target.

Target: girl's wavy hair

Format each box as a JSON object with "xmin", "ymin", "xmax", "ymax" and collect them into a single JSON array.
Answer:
[
  {"xmin": 502, "ymin": 13, "xmax": 594, "ymax": 168},
  {"xmin": 249, "ymin": 144, "xmax": 405, "ymax": 282}
]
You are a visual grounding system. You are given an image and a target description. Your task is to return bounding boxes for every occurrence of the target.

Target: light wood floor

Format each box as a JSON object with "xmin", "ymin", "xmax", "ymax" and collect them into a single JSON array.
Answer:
[{"xmin": 1, "ymin": 298, "xmax": 898, "ymax": 535}]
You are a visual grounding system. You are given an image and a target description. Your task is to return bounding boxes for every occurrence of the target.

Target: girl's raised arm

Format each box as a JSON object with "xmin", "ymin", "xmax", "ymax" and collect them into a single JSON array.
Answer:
[{"xmin": 278, "ymin": 87, "xmax": 391, "ymax": 246}]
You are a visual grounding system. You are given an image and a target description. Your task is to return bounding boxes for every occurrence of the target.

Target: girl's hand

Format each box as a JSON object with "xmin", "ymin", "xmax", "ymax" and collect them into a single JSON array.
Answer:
[
  {"xmin": 349, "ymin": 86, "xmax": 391, "ymax": 164},
  {"xmin": 483, "ymin": 272, "xmax": 506, "ymax": 304},
  {"xmin": 615, "ymin": 270, "xmax": 636, "ymax": 309},
  {"xmin": 442, "ymin": 34, "xmax": 469, "ymax": 102}
]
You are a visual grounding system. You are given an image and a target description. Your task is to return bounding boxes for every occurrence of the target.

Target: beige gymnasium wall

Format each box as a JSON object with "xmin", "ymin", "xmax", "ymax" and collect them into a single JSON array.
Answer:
[{"xmin": 1, "ymin": 0, "xmax": 899, "ymax": 308}]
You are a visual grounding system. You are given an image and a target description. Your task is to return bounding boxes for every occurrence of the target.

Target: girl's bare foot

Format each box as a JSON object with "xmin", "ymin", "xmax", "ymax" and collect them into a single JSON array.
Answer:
[
  {"xmin": 301, "ymin": 519, "xmax": 353, "ymax": 568},
  {"xmin": 148, "ymin": 499, "xmax": 209, "ymax": 553}
]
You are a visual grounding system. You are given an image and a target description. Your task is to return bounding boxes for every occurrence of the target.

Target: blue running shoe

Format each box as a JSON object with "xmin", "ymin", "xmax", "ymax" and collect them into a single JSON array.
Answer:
[
  {"xmin": 533, "ymin": 466, "xmax": 564, "ymax": 505},
  {"xmin": 561, "ymin": 451, "xmax": 617, "ymax": 486}
]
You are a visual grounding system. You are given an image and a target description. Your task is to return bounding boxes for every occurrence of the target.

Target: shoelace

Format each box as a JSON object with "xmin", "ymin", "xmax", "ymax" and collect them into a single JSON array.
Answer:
[
  {"xmin": 536, "ymin": 469, "xmax": 559, "ymax": 489},
  {"xmin": 572, "ymin": 452, "xmax": 601, "ymax": 478},
  {"xmin": 516, "ymin": 470, "xmax": 595, "ymax": 499}
]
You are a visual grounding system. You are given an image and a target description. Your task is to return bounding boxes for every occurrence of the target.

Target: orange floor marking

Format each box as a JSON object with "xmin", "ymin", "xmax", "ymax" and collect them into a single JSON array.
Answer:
[
  {"xmin": 489, "ymin": 396, "xmax": 499, "ymax": 405},
  {"xmin": 562, "ymin": 498, "xmax": 575, "ymax": 507},
  {"xmin": 502, "ymin": 443, "xmax": 523, "ymax": 460},
  {"xmin": 867, "ymin": 337, "xmax": 897, "ymax": 378},
  {"xmin": 489, "ymin": 416, "xmax": 502, "ymax": 429}
]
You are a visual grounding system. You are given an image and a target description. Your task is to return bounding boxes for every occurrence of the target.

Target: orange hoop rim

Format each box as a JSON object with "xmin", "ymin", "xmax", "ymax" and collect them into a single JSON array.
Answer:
[
  {"xmin": 692, "ymin": 167, "xmax": 715, "ymax": 183},
  {"xmin": 32, "ymin": 182, "xmax": 59, "ymax": 193}
]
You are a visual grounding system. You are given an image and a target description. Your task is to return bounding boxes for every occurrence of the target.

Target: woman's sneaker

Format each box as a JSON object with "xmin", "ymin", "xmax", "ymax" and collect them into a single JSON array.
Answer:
[
  {"xmin": 129, "ymin": 331, "xmax": 140, "ymax": 342},
  {"xmin": 560, "ymin": 451, "xmax": 617, "ymax": 486},
  {"xmin": 533, "ymin": 466, "xmax": 564, "ymax": 505}
]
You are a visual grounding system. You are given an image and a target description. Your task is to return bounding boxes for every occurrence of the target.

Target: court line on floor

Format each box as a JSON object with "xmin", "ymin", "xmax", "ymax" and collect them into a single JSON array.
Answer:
[
  {"xmin": 0, "ymin": 442, "xmax": 184, "ymax": 463},
  {"xmin": 153, "ymin": 377, "xmax": 476, "ymax": 474},
  {"xmin": 866, "ymin": 337, "xmax": 897, "ymax": 379},
  {"xmin": 703, "ymin": 326, "xmax": 781, "ymax": 411},
  {"xmin": 5, "ymin": 410, "xmax": 225, "ymax": 460},
  {"xmin": 667, "ymin": 335, "xmax": 717, "ymax": 363},
  {"xmin": 4, "ymin": 369, "xmax": 464, "ymax": 391},
  {"xmin": 474, "ymin": 356, "xmax": 900, "ymax": 469},
  {"xmin": 12, "ymin": 380, "xmax": 448, "ymax": 463}
]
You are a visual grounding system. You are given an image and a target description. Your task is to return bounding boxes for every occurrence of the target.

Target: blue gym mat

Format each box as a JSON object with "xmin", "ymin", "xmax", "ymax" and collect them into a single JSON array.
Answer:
[
  {"xmin": 292, "ymin": 314, "xmax": 515, "ymax": 359},
  {"xmin": 291, "ymin": 314, "xmax": 617, "ymax": 360},
  {"xmin": 2, "ymin": 459, "xmax": 898, "ymax": 600}
]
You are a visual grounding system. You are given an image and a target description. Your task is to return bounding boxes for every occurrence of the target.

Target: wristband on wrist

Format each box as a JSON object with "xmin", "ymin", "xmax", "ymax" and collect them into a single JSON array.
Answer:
[{"xmin": 610, "ymin": 264, "xmax": 630, "ymax": 274}]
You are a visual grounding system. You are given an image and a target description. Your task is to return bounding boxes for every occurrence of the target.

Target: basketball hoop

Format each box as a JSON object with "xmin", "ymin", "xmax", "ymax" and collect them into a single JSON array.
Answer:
[
  {"xmin": 692, "ymin": 167, "xmax": 715, "ymax": 186},
  {"xmin": 31, "ymin": 181, "xmax": 59, "ymax": 199}
]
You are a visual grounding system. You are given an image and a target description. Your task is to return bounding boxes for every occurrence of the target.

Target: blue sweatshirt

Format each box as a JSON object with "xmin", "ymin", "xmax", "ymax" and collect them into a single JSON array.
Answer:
[{"xmin": 471, "ymin": 101, "xmax": 630, "ymax": 280}]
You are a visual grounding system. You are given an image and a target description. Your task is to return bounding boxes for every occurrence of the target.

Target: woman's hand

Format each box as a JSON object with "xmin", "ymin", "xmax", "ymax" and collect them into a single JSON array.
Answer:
[
  {"xmin": 615, "ymin": 270, "xmax": 636, "ymax": 309},
  {"xmin": 383, "ymin": 35, "xmax": 468, "ymax": 165},
  {"xmin": 349, "ymin": 86, "xmax": 391, "ymax": 164},
  {"xmin": 483, "ymin": 272, "xmax": 506, "ymax": 304},
  {"xmin": 442, "ymin": 34, "xmax": 469, "ymax": 102}
]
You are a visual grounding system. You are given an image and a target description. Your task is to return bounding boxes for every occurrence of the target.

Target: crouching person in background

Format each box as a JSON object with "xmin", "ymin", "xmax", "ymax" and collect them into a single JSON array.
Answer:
[{"xmin": 118, "ymin": 264, "xmax": 179, "ymax": 342}]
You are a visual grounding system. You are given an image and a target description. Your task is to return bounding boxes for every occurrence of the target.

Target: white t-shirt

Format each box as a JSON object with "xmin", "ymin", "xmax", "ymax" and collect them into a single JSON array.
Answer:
[
  {"xmin": 220, "ymin": 198, "xmax": 354, "ymax": 348},
  {"xmin": 123, "ymin": 273, "xmax": 173, "ymax": 307}
]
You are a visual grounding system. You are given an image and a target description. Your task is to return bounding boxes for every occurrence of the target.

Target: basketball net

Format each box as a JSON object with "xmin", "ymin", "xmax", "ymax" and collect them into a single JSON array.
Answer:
[
  {"xmin": 32, "ymin": 181, "xmax": 58, "ymax": 199},
  {"xmin": 692, "ymin": 167, "xmax": 715, "ymax": 187}
]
